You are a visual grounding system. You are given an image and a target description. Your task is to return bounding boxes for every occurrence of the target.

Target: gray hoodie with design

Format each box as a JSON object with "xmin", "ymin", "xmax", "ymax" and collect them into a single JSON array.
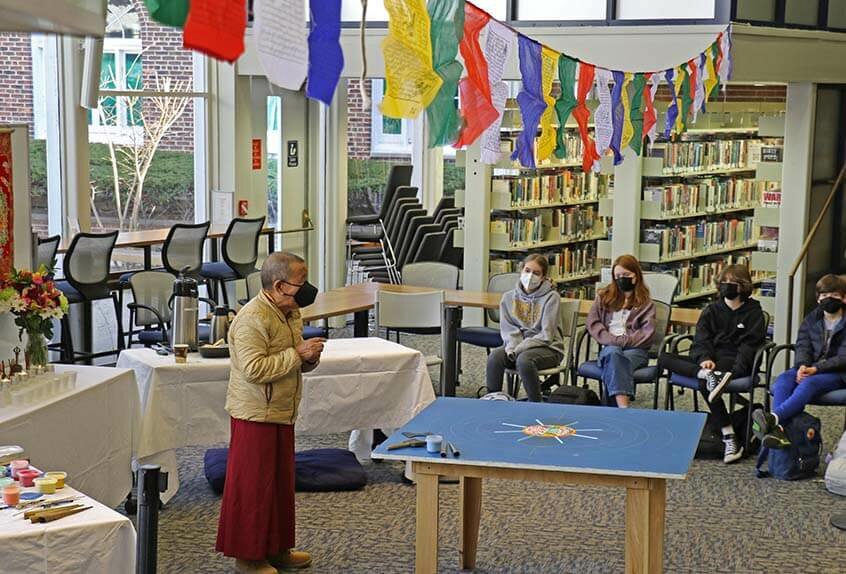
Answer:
[{"xmin": 499, "ymin": 279, "xmax": 565, "ymax": 357}]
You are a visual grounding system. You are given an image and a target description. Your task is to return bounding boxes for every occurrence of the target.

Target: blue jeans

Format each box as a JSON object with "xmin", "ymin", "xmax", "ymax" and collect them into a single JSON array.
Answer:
[
  {"xmin": 598, "ymin": 345, "xmax": 649, "ymax": 400},
  {"xmin": 772, "ymin": 368, "xmax": 844, "ymax": 422}
]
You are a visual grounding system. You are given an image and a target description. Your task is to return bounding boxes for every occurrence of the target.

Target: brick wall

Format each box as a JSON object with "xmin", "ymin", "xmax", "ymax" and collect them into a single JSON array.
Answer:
[
  {"xmin": 0, "ymin": 33, "xmax": 34, "ymax": 135},
  {"xmin": 654, "ymin": 83, "xmax": 786, "ymax": 102},
  {"xmin": 135, "ymin": 0, "xmax": 194, "ymax": 152},
  {"xmin": 346, "ymin": 79, "xmax": 373, "ymax": 159}
]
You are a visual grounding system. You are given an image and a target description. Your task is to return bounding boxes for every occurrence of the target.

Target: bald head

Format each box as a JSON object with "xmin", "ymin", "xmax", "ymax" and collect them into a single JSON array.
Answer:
[{"xmin": 261, "ymin": 252, "xmax": 306, "ymax": 290}]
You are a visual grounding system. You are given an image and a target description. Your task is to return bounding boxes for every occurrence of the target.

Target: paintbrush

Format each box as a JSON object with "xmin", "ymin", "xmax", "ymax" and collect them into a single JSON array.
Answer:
[
  {"xmin": 14, "ymin": 496, "xmax": 80, "ymax": 516},
  {"xmin": 31, "ymin": 505, "xmax": 92, "ymax": 523},
  {"xmin": 24, "ymin": 502, "xmax": 84, "ymax": 520}
]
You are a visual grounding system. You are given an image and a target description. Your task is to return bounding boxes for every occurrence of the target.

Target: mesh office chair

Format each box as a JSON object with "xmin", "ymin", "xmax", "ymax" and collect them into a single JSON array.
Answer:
[
  {"xmin": 201, "ymin": 216, "xmax": 265, "ymax": 306},
  {"xmin": 642, "ymin": 272, "xmax": 679, "ymax": 306},
  {"xmin": 53, "ymin": 231, "xmax": 124, "ymax": 363},
  {"xmin": 36, "ymin": 235, "xmax": 61, "ymax": 272},
  {"xmin": 126, "ymin": 271, "xmax": 175, "ymax": 347},
  {"xmin": 162, "ymin": 222, "xmax": 211, "ymax": 277}
]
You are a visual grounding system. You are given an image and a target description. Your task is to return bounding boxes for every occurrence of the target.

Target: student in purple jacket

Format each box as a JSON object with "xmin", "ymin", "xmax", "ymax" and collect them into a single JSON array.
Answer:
[{"xmin": 585, "ymin": 254, "xmax": 656, "ymax": 408}]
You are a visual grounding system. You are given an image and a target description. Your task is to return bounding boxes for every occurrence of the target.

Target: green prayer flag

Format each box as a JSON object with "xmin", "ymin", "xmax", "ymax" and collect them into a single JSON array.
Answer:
[
  {"xmin": 629, "ymin": 73, "xmax": 646, "ymax": 156},
  {"xmin": 144, "ymin": 0, "xmax": 190, "ymax": 28},
  {"xmin": 679, "ymin": 65, "xmax": 693, "ymax": 133},
  {"xmin": 553, "ymin": 54, "xmax": 578, "ymax": 160},
  {"xmin": 426, "ymin": 0, "xmax": 465, "ymax": 148},
  {"xmin": 709, "ymin": 43, "xmax": 721, "ymax": 99}
]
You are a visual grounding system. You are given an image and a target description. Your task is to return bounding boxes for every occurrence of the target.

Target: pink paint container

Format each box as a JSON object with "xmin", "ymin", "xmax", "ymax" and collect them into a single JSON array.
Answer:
[
  {"xmin": 17, "ymin": 469, "xmax": 40, "ymax": 487},
  {"xmin": 3, "ymin": 484, "xmax": 20, "ymax": 506},
  {"xmin": 9, "ymin": 460, "xmax": 28, "ymax": 480}
]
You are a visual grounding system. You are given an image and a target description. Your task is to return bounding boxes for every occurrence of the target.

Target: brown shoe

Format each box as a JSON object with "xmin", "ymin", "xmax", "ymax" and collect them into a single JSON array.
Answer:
[
  {"xmin": 269, "ymin": 550, "xmax": 312, "ymax": 570},
  {"xmin": 235, "ymin": 559, "xmax": 278, "ymax": 574}
]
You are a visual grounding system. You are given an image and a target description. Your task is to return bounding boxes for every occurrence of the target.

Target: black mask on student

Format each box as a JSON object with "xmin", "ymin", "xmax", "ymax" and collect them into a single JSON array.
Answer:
[
  {"xmin": 820, "ymin": 297, "xmax": 843, "ymax": 314},
  {"xmin": 719, "ymin": 283, "xmax": 740, "ymax": 300},
  {"xmin": 293, "ymin": 281, "xmax": 319, "ymax": 308},
  {"xmin": 615, "ymin": 276, "xmax": 634, "ymax": 292}
]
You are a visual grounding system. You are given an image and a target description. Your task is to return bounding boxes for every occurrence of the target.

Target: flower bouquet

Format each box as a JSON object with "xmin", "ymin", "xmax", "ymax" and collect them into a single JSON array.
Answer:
[{"xmin": 0, "ymin": 266, "xmax": 69, "ymax": 367}]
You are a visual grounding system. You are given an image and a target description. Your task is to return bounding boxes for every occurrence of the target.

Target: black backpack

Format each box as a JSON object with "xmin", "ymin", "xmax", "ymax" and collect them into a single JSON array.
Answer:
[
  {"xmin": 695, "ymin": 404, "xmax": 761, "ymax": 459},
  {"xmin": 756, "ymin": 412, "xmax": 822, "ymax": 480},
  {"xmin": 548, "ymin": 385, "xmax": 601, "ymax": 406}
]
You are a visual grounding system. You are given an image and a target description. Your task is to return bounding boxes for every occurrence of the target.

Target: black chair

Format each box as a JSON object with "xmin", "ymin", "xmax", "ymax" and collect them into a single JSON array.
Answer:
[
  {"xmin": 53, "ymin": 231, "xmax": 124, "ymax": 363},
  {"xmin": 439, "ymin": 225, "xmax": 463, "ymax": 269},
  {"xmin": 36, "ymin": 235, "xmax": 61, "ymax": 272},
  {"xmin": 347, "ymin": 164, "xmax": 413, "ymax": 233},
  {"xmin": 200, "ymin": 217, "xmax": 265, "ymax": 306}
]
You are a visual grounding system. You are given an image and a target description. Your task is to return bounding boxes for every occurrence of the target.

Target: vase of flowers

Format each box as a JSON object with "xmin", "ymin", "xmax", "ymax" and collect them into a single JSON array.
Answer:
[{"xmin": 0, "ymin": 266, "xmax": 68, "ymax": 367}]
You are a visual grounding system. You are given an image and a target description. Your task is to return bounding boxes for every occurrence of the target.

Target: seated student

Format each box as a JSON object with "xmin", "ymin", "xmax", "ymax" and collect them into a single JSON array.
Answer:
[
  {"xmin": 486, "ymin": 254, "xmax": 564, "ymax": 402},
  {"xmin": 586, "ymin": 254, "xmax": 656, "ymax": 408},
  {"xmin": 753, "ymin": 274, "xmax": 846, "ymax": 448},
  {"xmin": 658, "ymin": 264, "xmax": 766, "ymax": 463}
]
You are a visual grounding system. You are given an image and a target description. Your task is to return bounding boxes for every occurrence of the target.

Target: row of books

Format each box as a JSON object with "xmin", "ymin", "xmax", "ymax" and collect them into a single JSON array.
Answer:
[
  {"xmin": 642, "ymin": 216, "xmax": 756, "ymax": 258},
  {"xmin": 492, "ymin": 172, "xmax": 611, "ymax": 207},
  {"xmin": 498, "ymin": 131, "xmax": 584, "ymax": 166},
  {"xmin": 648, "ymin": 139, "xmax": 757, "ymax": 174},
  {"xmin": 758, "ymin": 226, "xmax": 779, "ymax": 252},
  {"xmin": 749, "ymin": 140, "xmax": 783, "ymax": 163},
  {"xmin": 489, "ymin": 244, "xmax": 602, "ymax": 279},
  {"xmin": 650, "ymin": 255, "xmax": 751, "ymax": 298},
  {"xmin": 490, "ymin": 207, "xmax": 606, "ymax": 245},
  {"xmin": 559, "ymin": 284, "xmax": 596, "ymax": 300},
  {"xmin": 642, "ymin": 179, "xmax": 780, "ymax": 216}
]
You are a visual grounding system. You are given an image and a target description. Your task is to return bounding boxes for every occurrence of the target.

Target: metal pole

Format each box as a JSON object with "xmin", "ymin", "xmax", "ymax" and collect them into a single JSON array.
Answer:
[{"xmin": 136, "ymin": 464, "xmax": 168, "ymax": 574}]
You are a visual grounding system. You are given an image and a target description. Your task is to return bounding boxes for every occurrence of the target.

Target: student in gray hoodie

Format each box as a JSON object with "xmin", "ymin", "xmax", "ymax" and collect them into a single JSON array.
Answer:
[{"xmin": 486, "ymin": 254, "xmax": 564, "ymax": 402}]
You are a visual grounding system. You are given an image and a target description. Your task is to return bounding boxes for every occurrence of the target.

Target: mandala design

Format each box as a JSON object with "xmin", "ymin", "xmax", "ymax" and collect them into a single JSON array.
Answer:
[{"xmin": 495, "ymin": 419, "xmax": 604, "ymax": 444}]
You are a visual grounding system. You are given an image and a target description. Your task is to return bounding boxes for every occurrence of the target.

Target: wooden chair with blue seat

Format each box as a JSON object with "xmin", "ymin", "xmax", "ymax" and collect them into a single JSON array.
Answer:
[
  {"xmin": 573, "ymin": 300, "xmax": 675, "ymax": 409},
  {"xmin": 765, "ymin": 343, "xmax": 846, "ymax": 431},
  {"xmin": 200, "ymin": 216, "xmax": 265, "ymax": 307},
  {"xmin": 663, "ymin": 311, "xmax": 776, "ymax": 451},
  {"xmin": 239, "ymin": 271, "xmax": 328, "ymax": 340}
]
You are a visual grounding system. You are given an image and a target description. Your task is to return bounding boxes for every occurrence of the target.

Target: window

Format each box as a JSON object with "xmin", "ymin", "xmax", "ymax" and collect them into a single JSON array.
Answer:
[
  {"xmin": 516, "ymin": 0, "xmax": 606, "ymax": 21},
  {"xmin": 785, "ymin": 0, "xmax": 820, "ymax": 26},
  {"xmin": 735, "ymin": 0, "xmax": 777, "ymax": 22},
  {"xmin": 370, "ymin": 80, "xmax": 412, "ymax": 156},
  {"xmin": 88, "ymin": 40, "xmax": 143, "ymax": 144},
  {"xmin": 340, "ymin": 0, "xmax": 506, "ymax": 22},
  {"xmin": 267, "ymin": 96, "xmax": 282, "ymax": 228},
  {"xmin": 617, "ymin": 0, "xmax": 715, "ymax": 20}
]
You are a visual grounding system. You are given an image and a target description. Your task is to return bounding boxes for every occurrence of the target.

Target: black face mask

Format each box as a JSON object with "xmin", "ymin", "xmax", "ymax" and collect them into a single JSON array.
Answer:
[
  {"xmin": 291, "ymin": 281, "xmax": 318, "ymax": 308},
  {"xmin": 615, "ymin": 276, "xmax": 634, "ymax": 292},
  {"xmin": 719, "ymin": 283, "xmax": 740, "ymax": 300},
  {"xmin": 820, "ymin": 297, "xmax": 843, "ymax": 314}
]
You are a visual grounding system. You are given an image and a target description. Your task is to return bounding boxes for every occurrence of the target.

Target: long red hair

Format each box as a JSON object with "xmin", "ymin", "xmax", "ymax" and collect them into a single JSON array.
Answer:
[{"xmin": 599, "ymin": 254, "xmax": 651, "ymax": 311}]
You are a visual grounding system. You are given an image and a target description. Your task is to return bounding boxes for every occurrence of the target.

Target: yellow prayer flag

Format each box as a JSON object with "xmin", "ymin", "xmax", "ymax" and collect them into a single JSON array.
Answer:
[
  {"xmin": 703, "ymin": 45, "xmax": 718, "ymax": 99},
  {"xmin": 537, "ymin": 46, "xmax": 558, "ymax": 162},
  {"xmin": 673, "ymin": 66, "xmax": 686, "ymax": 135},
  {"xmin": 620, "ymin": 72, "xmax": 634, "ymax": 150},
  {"xmin": 380, "ymin": 0, "xmax": 443, "ymax": 119}
]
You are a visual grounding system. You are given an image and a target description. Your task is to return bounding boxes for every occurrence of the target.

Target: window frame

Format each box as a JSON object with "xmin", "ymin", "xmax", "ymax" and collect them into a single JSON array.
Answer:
[{"xmin": 369, "ymin": 80, "xmax": 412, "ymax": 157}]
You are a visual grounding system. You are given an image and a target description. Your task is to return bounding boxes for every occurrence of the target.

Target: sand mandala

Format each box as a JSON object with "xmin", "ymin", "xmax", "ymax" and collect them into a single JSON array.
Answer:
[{"xmin": 495, "ymin": 419, "xmax": 604, "ymax": 444}]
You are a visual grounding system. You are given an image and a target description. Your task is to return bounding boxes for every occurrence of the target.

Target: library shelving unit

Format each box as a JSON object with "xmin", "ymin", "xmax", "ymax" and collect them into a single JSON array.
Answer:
[
  {"xmin": 456, "ymin": 97, "xmax": 613, "ymax": 300},
  {"xmin": 636, "ymin": 113, "xmax": 784, "ymax": 307}
]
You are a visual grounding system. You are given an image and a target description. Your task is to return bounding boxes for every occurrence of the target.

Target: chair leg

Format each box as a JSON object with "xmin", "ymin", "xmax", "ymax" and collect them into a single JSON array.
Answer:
[
  {"xmin": 219, "ymin": 280, "xmax": 230, "ymax": 307},
  {"xmin": 60, "ymin": 314, "xmax": 74, "ymax": 364},
  {"xmin": 112, "ymin": 293, "xmax": 125, "ymax": 351}
]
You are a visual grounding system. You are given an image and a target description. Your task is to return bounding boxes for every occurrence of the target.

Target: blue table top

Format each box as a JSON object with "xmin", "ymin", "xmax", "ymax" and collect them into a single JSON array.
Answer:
[{"xmin": 372, "ymin": 398, "xmax": 706, "ymax": 479}]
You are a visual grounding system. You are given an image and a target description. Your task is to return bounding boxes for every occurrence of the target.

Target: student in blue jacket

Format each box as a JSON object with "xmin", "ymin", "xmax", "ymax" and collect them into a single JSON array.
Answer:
[{"xmin": 753, "ymin": 274, "xmax": 846, "ymax": 447}]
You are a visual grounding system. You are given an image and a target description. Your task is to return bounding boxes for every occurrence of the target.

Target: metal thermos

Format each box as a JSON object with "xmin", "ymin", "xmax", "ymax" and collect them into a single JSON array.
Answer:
[
  {"xmin": 171, "ymin": 270, "xmax": 199, "ymax": 351},
  {"xmin": 209, "ymin": 306, "xmax": 236, "ymax": 343}
]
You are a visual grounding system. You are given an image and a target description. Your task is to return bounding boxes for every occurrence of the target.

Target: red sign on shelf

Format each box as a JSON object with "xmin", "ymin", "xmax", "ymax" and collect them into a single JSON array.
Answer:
[
  {"xmin": 238, "ymin": 200, "xmax": 249, "ymax": 216},
  {"xmin": 251, "ymin": 139, "xmax": 262, "ymax": 170}
]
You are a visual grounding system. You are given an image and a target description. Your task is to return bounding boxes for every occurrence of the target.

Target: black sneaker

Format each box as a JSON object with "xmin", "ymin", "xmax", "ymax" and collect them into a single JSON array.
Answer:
[
  {"xmin": 751, "ymin": 409, "xmax": 777, "ymax": 441},
  {"xmin": 722, "ymin": 434, "xmax": 744, "ymax": 464},
  {"xmin": 762, "ymin": 426, "xmax": 792, "ymax": 449},
  {"xmin": 707, "ymin": 371, "xmax": 733, "ymax": 402}
]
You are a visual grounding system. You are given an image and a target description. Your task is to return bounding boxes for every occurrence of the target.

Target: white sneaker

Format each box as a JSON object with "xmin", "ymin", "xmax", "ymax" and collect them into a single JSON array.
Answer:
[{"xmin": 722, "ymin": 434, "xmax": 744, "ymax": 464}]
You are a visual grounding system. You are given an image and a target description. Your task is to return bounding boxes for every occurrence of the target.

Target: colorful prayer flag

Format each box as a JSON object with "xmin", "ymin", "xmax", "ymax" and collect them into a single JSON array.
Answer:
[
  {"xmin": 553, "ymin": 54, "xmax": 578, "ymax": 160},
  {"xmin": 536, "ymin": 46, "xmax": 558, "ymax": 162},
  {"xmin": 183, "ymin": 0, "xmax": 247, "ymax": 62},
  {"xmin": 645, "ymin": 74, "xmax": 659, "ymax": 144},
  {"xmin": 620, "ymin": 72, "xmax": 635, "ymax": 151},
  {"xmin": 454, "ymin": 3, "xmax": 494, "ymax": 148},
  {"xmin": 512, "ymin": 36, "xmax": 545, "ymax": 168},
  {"xmin": 306, "ymin": 0, "xmax": 344, "ymax": 106},
  {"xmin": 573, "ymin": 63, "xmax": 601, "ymax": 172},
  {"xmin": 479, "ymin": 21, "xmax": 515, "ymax": 165},
  {"xmin": 593, "ymin": 68, "xmax": 613, "ymax": 158},
  {"xmin": 693, "ymin": 53, "xmax": 706, "ymax": 120},
  {"xmin": 664, "ymin": 68, "xmax": 678, "ymax": 139},
  {"xmin": 609, "ymin": 70, "xmax": 625, "ymax": 165},
  {"xmin": 426, "ymin": 0, "xmax": 465, "ymax": 147},
  {"xmin": 144, "ymin": 0, "xmax": 189, "ymax": 28},
  {"xmin": 255, "ymin": 0, "xmax": 309, "ymax": 90},
  {"xmin": 719, "ymin": 27, "xmax": 732, "ymax": 85},
  {"xmin": 629, "ymin": 72, "xmax": 646, "ymax": 155}
]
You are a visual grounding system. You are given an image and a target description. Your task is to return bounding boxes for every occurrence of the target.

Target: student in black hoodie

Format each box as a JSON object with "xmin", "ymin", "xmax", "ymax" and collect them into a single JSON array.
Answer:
[
  {"xmin": 659, "ymin": 264, "xmax": 766, "ymax": 463},
  {"xmin": 752, "ymin": 274, "xmax": 846, "ymax": 448}
]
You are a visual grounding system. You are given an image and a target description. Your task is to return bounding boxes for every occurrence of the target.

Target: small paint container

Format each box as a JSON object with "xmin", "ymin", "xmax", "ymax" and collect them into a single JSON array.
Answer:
[
  {"xmin": 426, "ymin": 434, "xmax": 443, "ymax": 454},
  {"xmin": 3, "ymin": 484, "xmax": 20, "ymax": 506},
  {"xmin": 33, "ymin": 477, "xmax": 57, "ymax": 494},
  {"xmin": 0, "ymin": 477, "xmax": 13, "ymax": 491},
  {"xmin": 45, "ymin": 471, "xmax": 67, "ymax": 489},
  {"xmin": 17, "ymin": 469, "xmax": 40, "ymax": 487},
  {"xmin": 10, "ymin": 460, "xmax": 28, "ymax": 480}
]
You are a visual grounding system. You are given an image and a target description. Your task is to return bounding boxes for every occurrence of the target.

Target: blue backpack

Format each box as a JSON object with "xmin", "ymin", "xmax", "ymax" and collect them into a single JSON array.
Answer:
[{"xmin": 756, "ymin": 412, "xmax": 822, "ymax": 481}]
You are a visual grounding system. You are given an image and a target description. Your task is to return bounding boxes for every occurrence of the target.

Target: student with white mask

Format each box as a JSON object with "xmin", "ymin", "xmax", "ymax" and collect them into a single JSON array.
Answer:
[{"xmin": 485, "ymin": 254, "xmax": 564, "ymax": 402}]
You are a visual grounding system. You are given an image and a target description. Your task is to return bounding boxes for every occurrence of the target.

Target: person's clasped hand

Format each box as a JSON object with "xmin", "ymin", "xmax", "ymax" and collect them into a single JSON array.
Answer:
[{"xmin": 296, "ymin": 337, "xmax": 325, "ymax": 363}]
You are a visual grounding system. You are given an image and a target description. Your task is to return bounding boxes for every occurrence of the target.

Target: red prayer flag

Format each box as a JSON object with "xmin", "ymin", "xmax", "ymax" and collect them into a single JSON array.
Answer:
[
  {"xmin": 573, "ymin": 62, "xmax": 601, "ymax": 172},
  {"xmin": 183, "ymin": 0, "xmax": 247, "ymax": 63},
  {"xmin": 454, "ymin": 3, "xmax": 495, "ymax": 148},
  {"xmin": 643, "ymin": 72, "xmax": 657, "ymax": 143},
  {"xmin": 714, "ymin": 32, "xmax": 724, "ymax": 83}
]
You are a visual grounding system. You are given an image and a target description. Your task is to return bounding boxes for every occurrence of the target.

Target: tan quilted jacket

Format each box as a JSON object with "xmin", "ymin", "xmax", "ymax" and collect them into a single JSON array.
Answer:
[{"xmin": 225, "ymin": 291, "xmax": 317, "ymax": 424}]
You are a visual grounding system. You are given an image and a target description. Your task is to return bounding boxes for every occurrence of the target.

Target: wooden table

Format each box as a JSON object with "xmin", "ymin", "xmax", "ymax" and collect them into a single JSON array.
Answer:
[{"xmin": 301, "ymin": 283, "xmax": 701, "ymax": 396}]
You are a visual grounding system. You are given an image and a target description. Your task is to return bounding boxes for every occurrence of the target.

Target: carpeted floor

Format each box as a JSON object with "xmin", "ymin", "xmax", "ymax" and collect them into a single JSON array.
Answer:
[{"xmin": 131, "ymin": 327, "xmax": 846, "ymax": 573}]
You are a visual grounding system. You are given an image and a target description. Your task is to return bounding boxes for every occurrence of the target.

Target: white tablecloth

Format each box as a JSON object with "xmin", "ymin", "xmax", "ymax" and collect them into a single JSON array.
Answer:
[
  {"xmin": 116, "ymin": 338, "xmax": 435, "ymax": 499},
  {"xmin": 0, "ymin": 486, "xmax": 136, "ymax": 573},
  {"xmin": 0, "ymin": 366, "xmax": 138, "ymax": 508}
]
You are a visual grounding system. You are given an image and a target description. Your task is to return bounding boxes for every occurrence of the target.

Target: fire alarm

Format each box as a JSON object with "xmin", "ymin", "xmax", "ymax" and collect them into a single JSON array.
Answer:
[{"xmin": 238, "ymin": 200, "xmax": 249, "ymax": 216}]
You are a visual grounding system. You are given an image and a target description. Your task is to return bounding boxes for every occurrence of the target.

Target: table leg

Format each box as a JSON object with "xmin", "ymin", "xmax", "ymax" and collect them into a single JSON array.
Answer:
[
  {"xmin": 354, "ymin": 310, "xmax": 369, "ymax": 337},
  {"xmin": 415, "ymin": 470, "xmax": 440, "ymax": 574},
  {"xmin": 625, "ymin": 478, "xmax": 666, "ymax": 574},
  {"xmin": 211, "ymin": 239, "xmax": 219, "ymax": 262},
  {"xmin": 459, "ymin": 476, "xmax": 482, "ymax": 570},
  {"xmin": 441, "ymin": 305, "xmax": 462, "ymax": 396},
  {"xmin": 143, "ymin": 246, "xmax": 152, "ymax": 270},
  {"xmin": 82, "ymin": 300, "xmax": 93, "ymax": 365}
]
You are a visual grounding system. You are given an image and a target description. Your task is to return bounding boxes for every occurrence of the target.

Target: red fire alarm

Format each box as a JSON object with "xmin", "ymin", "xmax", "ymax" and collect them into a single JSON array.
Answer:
[
  {"xmin": 238, "ymin": 200, "xmax": 249, "ymax": 216},
  {"xmin": 251, "ymin": 139, "xmax": 262, "ymax": 170}
]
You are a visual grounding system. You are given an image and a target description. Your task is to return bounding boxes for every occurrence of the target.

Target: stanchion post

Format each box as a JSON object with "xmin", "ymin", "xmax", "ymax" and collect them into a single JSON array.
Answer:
[{"xmin": 136, "ymin": 464, "xmax": 168, "ymax": 574}]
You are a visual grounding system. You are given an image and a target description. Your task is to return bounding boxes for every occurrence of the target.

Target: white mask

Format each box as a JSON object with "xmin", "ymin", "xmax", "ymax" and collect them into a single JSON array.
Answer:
[{"xmin": 521, "ymin": 271, "xmax": 542, "ymax": 291}]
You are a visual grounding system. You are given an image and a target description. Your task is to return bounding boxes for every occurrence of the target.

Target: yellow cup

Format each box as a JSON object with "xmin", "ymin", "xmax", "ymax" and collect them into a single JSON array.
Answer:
[
  {"xmin": 33, "ymin": 477, "xmax": 57, "ymax": 494},
  {"xmin": 45, "ymin": 472, "xmax": 67, "ymax": 489}
]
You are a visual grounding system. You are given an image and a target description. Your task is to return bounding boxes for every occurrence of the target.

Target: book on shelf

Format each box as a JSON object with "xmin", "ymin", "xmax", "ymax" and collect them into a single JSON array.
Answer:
[
  {"xmin": 492, "ymin": 206, "xmax": 606, "ymax": 246},
  {"xmin": 641, "ymin": 216, "xmax": 755, "ymax": 258},
  {"xmin": 642, "ymin": 178, "xmax": 776, "ymax": 216},
  {"xmin": 499, "ymin": 131, "xmax": 585, "ymax": 167},
  {"xmin": 559, "ymin": 285, "xmax": 596, "ymax": 300},
  {"xmin": 495, "ymin": 172, "xmax": 610, "ymax": 207},
  {"xmin": 758, "ymin": 279, "xmax": 776, "ymax": 297},
  {"xmin": 652, "ymin": 255, "xmax": 750, "ymax": 298},
  {"xmin": 758, "ymin": 226, "xmax": 779, "ymax": 252},
  {"xmin": 489, "ymin": 244, "xmax": 601, "ymax": 280},
  {"xmin": 647, "ymin": 139, "xmax": 756, "ymax": 174}
]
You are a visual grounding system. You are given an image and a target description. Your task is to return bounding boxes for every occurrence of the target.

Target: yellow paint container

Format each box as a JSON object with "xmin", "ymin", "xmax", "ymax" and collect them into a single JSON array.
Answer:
[
  {"xmin": 45, "ymin": 472, "xmax": 67, "ymax": 489},
  {"xmin": 33, "ymin": 477, "xmax": 57, "ymax": 494}
]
